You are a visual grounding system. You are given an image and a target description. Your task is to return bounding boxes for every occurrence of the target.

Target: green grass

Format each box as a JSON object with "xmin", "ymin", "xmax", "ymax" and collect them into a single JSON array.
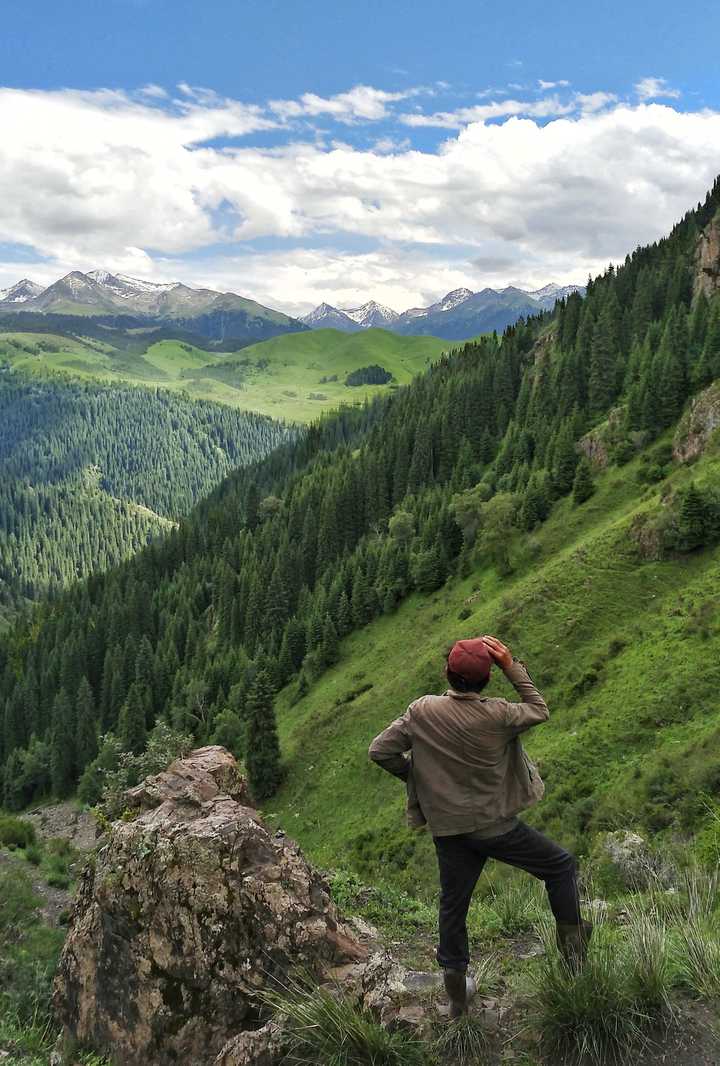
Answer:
[
  {"xmin": 0, "ymin": 328, "xmax": 454, "ymax": 422},
  {"xmin": 264, "ymin": 435, "xmax": 720, "ymax": 897}
]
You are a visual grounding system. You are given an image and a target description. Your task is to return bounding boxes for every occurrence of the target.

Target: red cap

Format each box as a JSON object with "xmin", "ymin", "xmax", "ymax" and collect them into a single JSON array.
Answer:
[{"xmin": 447, "ymin": 638, "xmax": 493, "ymax": 683}]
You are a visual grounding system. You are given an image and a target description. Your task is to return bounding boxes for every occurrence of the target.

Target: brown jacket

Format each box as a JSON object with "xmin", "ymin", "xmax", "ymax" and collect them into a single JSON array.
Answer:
[{"xmin": 368, "ymin": 659, "xmax": 547, "ymax": 837}]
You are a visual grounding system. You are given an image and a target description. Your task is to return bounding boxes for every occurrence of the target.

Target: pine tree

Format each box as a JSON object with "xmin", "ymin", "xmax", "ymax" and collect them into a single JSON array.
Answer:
[
  {"xmin": 572, "ymin": 457, "xmax": 596, "ymax": 505},
  {"xmin": 75, "ymin": 676, "xmax": 98, "ymax": 772},
  {"xmin": 678, "ymin": 484, "xmax": 707, "ymax": 550},
  {"xmin": 50, "ymin": 689, "xmax": 75, "ymax": 797},
  {"xmin": 245, "ymin": 669, "xmax": 282, "ymax": 800},
  {"xmin": 118, "ymin": 681, "xmax": 147, "ymax": 755}
]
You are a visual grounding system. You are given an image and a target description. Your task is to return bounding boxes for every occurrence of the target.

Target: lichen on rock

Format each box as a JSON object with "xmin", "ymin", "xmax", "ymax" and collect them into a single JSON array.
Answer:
[{"xmin": 53, "ymin": 746, "xmax": 366, "ymax": 1066}]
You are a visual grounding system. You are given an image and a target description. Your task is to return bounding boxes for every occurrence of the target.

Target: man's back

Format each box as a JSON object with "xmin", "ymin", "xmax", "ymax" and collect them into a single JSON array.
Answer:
[{"xmin": 369, "ymin": 658, "xmax": 548, "ymax": 836}]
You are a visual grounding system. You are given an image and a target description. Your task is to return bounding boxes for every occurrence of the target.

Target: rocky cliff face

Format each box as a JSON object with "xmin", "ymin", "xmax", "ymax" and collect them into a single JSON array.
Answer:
[
  {"xmin": 54, "ymin": 747, "xmax": 366, "ymax": 1066},
  {"xmin": 673, "ymin": 380, "xmax": 720, "ymax": 462},
  {"xmin": 694, "ymin": 214, "xmax": 720, "ymax": 299}
]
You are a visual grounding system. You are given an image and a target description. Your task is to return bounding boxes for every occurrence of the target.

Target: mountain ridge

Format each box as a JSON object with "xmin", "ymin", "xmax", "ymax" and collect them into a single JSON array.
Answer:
[
  {"xmin": 0, "ymin": 269, "xmax": 307, "ymax": 346},
  {"xmin": 302, "ymin": 281, "xmax": 585, "ymax": 339}
]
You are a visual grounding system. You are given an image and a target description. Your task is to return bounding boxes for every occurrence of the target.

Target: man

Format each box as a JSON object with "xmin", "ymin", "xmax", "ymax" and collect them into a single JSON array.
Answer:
[{"xmin": 368, "ymin": 634, "xmax": 590, "ymax": 1019}]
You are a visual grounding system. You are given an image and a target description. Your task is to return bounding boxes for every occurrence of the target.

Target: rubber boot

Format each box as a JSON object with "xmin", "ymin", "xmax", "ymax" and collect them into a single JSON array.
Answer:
[
  {"xmin": 556, "ymin": 919, "xmax": 593, "ymax": 972},
  {"xmin": 443, "ymin": 969, "xmax": 477, "ymax": 1019}
]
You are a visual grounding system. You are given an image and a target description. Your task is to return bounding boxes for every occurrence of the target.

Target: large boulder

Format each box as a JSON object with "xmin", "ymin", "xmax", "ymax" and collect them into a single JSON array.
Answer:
[{"xmin": 54, "ymin": 746, "xmax": 366, "ymax": 1066}]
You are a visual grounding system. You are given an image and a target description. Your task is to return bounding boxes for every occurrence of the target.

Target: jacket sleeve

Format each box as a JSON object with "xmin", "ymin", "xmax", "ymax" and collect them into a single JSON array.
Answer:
[
  {"xmin": 368, "ymin": 705, "xmax": 414, "ymax": 780},
  {"xmin": 502, "ymin": 659, "xmax": 549, "ymax": 734}
]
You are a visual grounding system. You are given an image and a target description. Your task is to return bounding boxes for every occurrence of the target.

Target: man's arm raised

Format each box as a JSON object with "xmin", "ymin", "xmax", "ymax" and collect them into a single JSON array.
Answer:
[
  {"xmin": 368, "ymin": 707, "xmax": 414, "ymax": 779},
  {"xmin": 483, "ymin": 635, "xmax": 549, "ymax": 733}
]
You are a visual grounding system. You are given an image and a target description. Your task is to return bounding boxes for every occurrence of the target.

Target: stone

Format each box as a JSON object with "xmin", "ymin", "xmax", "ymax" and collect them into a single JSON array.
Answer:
[
  {"xmin": 53, "ymin": 747, "xmax": 366, "ymax": 1066},
  {"xmin": 601, "ymin": 830, "xmax": 674, "ymax": 890},
  {"xmin": 673, "ymin": 381, "xmax": 720, "ymax": 463},
  {"xmin": 578, "ymin": 406, "xmax": 626, "ymax": 469},
  {"xmin": 214, "ymin": 1021, "xmax": 284, "ymax": 1066}
]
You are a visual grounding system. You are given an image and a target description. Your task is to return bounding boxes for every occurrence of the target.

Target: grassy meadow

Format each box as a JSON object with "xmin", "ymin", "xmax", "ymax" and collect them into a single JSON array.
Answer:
[{"xmin": 0, "ymin": 328, "xmax": 454, "ymax": 422}]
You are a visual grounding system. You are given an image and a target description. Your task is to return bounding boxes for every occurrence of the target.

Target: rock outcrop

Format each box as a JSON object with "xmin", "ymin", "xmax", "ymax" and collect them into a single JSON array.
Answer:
[
  {"xmin": 54, "ymin": 747, "xmax": 366, "ymax": 1066},
  {"xmin": 599, "ymin": 829, "xmax": 675, "ymax": 890},
  {"xmin": 673, "ymin": 380, "xmax": 720, "ymax": 462},
  {"xmin": 694, "ymin": 214, "xmax": 720, "ymax": 299},
  {"xmin": 578, "ymin": 406, "xmax": 628, "ymax": 469}
]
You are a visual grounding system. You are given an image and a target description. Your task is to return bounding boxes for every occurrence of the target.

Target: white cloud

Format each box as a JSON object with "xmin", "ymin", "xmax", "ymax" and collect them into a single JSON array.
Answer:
[
  {"xmin": 635, "ymin": 77, "xmax": 681, "ymax": 101},
  {"xmin": 400, "ymin": 94, "xmax": 577, "ymax": 129},
  {"xmin": 0, "ymin": 85, "xmax": 719, "ymax": 311},
  {"xmin": 538, "ymin": 79, "xmax": 570, "ymax": 90},
  {"xmin": 269, "ymin": 84, "xmax": 423, "ymax": 124}
]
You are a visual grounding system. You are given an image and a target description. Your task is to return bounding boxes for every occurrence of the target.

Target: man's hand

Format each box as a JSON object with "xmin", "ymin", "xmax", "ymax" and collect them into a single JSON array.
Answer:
[{"xmin": 482, "ymin": 635, "xmax": 513, "ymax": 671}]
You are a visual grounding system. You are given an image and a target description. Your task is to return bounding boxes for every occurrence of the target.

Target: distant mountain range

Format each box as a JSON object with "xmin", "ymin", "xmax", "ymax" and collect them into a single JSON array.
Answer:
[
  {"xmin": 301, "ymin": 283, "xmax": 585, "ymax": 340},
  {"xmin": 0, "ymin": 271, "xmax": 585, "ymax": 347},
  {"xmin": 0, "ymin": 270, "xmax": 307, "ymax": 347}
]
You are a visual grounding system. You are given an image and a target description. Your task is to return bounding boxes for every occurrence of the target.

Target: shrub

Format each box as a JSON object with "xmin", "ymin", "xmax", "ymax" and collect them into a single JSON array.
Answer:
[
  {"xmin": 0, "ymin": 815, "xmax": 36, "ymax": 850},
  {"xmin": 24, "ymin": 843, "xmax": 43, "ymax": 866}
]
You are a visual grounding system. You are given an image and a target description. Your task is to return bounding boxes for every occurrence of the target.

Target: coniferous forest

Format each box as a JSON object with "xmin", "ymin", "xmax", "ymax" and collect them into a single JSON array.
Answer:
[
  {"xmin": 2, "ymin": 177, "xmax": 720, "ymax": 817},
  {"xmin": 0, "ymin": 376, "xmax": 295, "ymax": 607}
]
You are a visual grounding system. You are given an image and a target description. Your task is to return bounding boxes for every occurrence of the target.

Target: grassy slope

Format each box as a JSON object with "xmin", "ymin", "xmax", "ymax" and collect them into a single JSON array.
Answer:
[
  {"xmin": 0, "ymin": 328, "xmax": 453, "ymax": 422},
  {"xmin": 265, "ymin": 437, "xmax": 720, "ymax": 897}
]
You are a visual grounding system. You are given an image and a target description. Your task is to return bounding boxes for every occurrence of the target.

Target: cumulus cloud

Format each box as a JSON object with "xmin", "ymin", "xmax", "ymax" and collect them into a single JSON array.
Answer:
[
  {"xmin": 635, "ymin": 77, "xmax": 681, "ymax": 101},
  {"xmin": 0, "ymin": 84, "xmax": 719, "ymax": 310}
]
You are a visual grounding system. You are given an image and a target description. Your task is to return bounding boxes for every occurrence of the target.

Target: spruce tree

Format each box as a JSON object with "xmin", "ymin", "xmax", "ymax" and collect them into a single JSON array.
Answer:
[
  {"xmin": 678, "ymin": 484, "xmax": 708, "ymax": 550},
  {"xmin": 245, "ymin": 669, "xmax": 282, "ymax": 800},
  {"xmin": 572, "ymin": 457, "xmax": 596, "ymax": 505},
  {"xmin": 50, "ymin": 689, "xmax": 75, "ymax": 798},
  {"xmin": 118, "ymin": 681, "xmax": 147, "ymax": 755},
  {"xmin": 75, "ymin": 676, "xmax": 98, "ymax": 772}
]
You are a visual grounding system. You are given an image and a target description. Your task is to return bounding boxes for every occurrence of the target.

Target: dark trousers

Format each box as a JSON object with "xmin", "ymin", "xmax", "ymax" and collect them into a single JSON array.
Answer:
[{"xmin": 433, "ymin": 821, "xmax": 581, "ymax": 971}]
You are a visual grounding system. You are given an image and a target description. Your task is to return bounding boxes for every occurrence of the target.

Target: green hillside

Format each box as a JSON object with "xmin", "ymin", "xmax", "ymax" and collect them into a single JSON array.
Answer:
[
  {"xmin": 266, "ymin": 429, "xmax": 720, "ymax": 895},
  {"xmin": 0, "ymin": 328, "xmax": 452, "ymax": 422}
]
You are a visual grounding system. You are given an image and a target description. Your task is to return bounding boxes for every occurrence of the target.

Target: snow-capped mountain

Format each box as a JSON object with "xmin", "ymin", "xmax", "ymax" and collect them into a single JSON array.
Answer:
[
  {"xmin": 301, "ymin": 299, "xmax": 400, "ymax": 331},
  {"xmin": 526, "ymin": 283, "xmax": 584, "ymax": 309},
  {"xmin": 302, "ymin": 282, "xmax": 584, "ymax": 341},
  {"xmin": 401, "ymin": 288, "xmax": 475, "ymax": 321},
  {"xmin": 342, "ymin": 300, "xmax": 400, "ymax": 329},
  {"xmin": 300, "ymin": 302, "xmax": 360, "ymax": 331},
  {"xmin": 0, "ymin": 269, "xmax": 307, "ymax": 345},
  {"xmin": 0, "ymin": 279, "xmax": 44, "ymax": 304}
]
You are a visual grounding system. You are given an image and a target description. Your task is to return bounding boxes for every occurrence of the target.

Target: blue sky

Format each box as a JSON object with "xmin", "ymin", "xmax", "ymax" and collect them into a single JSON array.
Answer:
[{"xmin": 2, "ymin": 0, "xmax": 720, "ymax": 314}]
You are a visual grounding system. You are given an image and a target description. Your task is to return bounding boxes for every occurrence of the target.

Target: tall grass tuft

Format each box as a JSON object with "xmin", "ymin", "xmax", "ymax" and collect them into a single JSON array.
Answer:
[
  {"xmin": 623, "ymin": 909, "xmax": 676, "ymax": 1020},
  {"xmin": 526, "ymin": 916, "xmax": 660, "ymax": 1065},
  {"xmin": 485, "ymin": 875, "xmax": 543, "ymax": 937},
  {"xmin": 258, "ymin": 974, "xmax": 431, "ymax": 1066},
  {"xmin": 675, "ymin": 919, "xmax": 720, "ymax": 1000},
  {"xmin": 434, "ymin": 1014, "xmax": 491, "ymax": 1065}
]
